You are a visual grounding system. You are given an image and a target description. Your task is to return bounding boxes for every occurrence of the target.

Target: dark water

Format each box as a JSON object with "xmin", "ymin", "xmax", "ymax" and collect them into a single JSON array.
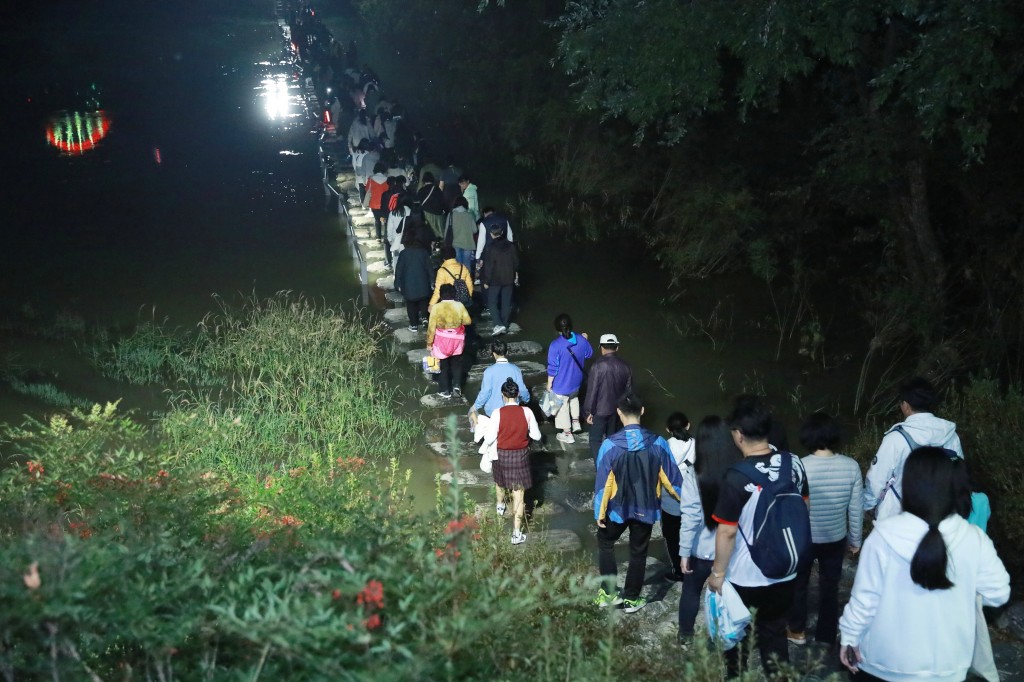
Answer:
[{"xmin": 0, "ymin": 1, "xmax": 863, "ymax": 510}]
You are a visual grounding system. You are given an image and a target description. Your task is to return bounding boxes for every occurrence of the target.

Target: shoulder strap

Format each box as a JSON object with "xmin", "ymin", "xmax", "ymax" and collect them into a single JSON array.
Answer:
[
  {"xmin": 892, "ymin": 425, "xmax": 919, "ymax": 451},
  {"xmin": 423, "ymin": 184, "xmax": 436, "ymax": 204},
  {"xmin": 565, "ymin": 343, "xmax": 585, "ymax": 373}
]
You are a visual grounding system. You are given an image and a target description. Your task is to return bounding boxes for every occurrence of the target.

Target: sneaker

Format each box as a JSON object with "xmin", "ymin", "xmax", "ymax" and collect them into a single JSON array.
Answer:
[
  {"xmin": 407, "ymin": 325, "xmax": 418, "ymax": 332},
  {"xmin": 496, "ymin": 503, "xmax": 507, "ymax": 516},
  {"xmin": 594, "ymin": 589, "xmax": 623, "ymax": 608},
  {"xmin": 511, "ymin": 531, "xmax": 527, "ymax": 545},
  {"xmin": 452, "ymin": 387, "xmax": 462, "ymax": 398},
  {"xmin": 786, "ymin": 630, "xmax": 807, "ymax": 646},
  {"xmin": 571, "ymin": 418, "xmax": 582, "ymax": 433},
  {"xmin": 555, "ymin": 432, "xmax": 575, "ymax": 444},
  {"xmin": 490, "ymin": 325, "xmax": 506, "ymax": 337},
  {"xmin": 622, "ymin": 597, "xmax": 647, "ymax": 613},
  {"xmin": 436, "ymin": 391, "xmax": 453, "ymax": 400}
]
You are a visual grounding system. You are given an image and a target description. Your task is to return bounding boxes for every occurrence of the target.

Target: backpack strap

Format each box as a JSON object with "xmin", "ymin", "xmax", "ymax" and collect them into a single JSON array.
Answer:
[
  {"xmin": 565, "ymin": 343, "xmax": 585, "ymax": 374},
  {"xmin": 731, "ymin": 451, "xmax": 795, "ymax": 548},
  {"xmin": 891, "ymin": 425, "xmax": 920, "ymax": 451}
]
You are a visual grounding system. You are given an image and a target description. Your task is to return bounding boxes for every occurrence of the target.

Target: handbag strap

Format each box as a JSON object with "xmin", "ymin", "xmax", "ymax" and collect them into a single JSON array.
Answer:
[{"xmin": 565, "ymin": 342, "xmax": 585, "ymax": 373}]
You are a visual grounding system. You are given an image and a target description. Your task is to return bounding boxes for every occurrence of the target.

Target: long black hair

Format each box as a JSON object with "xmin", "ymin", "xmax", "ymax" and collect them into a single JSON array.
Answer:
[
  {"xmin": 902, "ymin": 447, "xmax": 957, "ymax": 590},
  {"xmin": 694, "ymin": 416, "xmax": 743, "ymax": 531},
  {"xmin": 553, "ymin": 313, "xmax": 573, "ymax": 339}
]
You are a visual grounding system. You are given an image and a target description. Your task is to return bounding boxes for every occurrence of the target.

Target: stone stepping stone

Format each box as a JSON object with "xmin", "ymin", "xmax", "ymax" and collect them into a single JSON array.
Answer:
[
  {"xmin": 568, "ymin": 457, "xmax": 596, "ymax": 475},
  {"xmin": 528, "ymin": 501, "xmax": 567, "ymax": 517},
  {"xmin": 426, "ymin": 441, "xmax": 479, "ymax": 457},
  {"xmin": 465, "ymin": 360, "xmax": 545, "ymax": 383},
  {"xmin": 438, "ymin": 470, "xmax": 488, "ymax": 487},
  {"xmin": 419, "ymin": 392, "xmax": 469, "ymax": 408},
  {"xmin": 385, "ymin": 291, "xmax": 406, "ymax": 304},
  {"xmin": 375, "ymin": 276, "xmax": 395, "ymax": 291},
  {"xmin": 393, "ymin": 322, "xmax": 521, "ymax": 345},
  {"xmin": 366, "ymin": 260, "xmax": 391, "ymax": 274},
  {"xmin": 564, "ymin": 491, "xmax": 593, "ymax": 512},
  {"xmin": 364, "ymin": 249, "xmax": 387, "ymax": 261},
  {"xmin": 552, "ymin": 431, "xmax": 591, "ymax": 452},
  {"xmin": 535, "ymin": 529, "xmax": 582, "ymax": 552}
]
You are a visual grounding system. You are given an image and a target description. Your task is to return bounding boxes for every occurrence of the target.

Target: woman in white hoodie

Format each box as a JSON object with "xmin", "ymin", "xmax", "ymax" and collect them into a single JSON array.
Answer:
[{"xmin": 839, "ymin": 447, "xmax": 1010, "ymax": 681}]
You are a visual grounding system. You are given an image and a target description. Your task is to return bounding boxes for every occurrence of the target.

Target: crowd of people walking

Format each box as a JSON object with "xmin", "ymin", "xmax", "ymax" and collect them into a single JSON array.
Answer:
[{"xmin": 288, "ymin": 4, "xmax": 1011, "ymax": 680}]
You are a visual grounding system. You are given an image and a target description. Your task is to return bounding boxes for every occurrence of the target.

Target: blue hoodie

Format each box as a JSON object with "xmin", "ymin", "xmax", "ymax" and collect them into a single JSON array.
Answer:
[{"xmin": 546, "ymin": 333, "xmax": 593, "ymax": 395}]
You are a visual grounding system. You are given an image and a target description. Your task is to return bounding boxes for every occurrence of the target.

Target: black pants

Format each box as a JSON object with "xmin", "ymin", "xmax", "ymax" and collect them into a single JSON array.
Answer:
[
  {"xmin": 596, "ymin": 519, "xmax": 652, "ymax": 600},
  {"xmin": 372, "ymin": 208, "xmax": 387, "ymax": 239},
  {"xmin": 725, "ymin": 580, "xmax": 794, "ymax": 679},
  {"xmin": 383, "ymin": 238, "xmax": 393, "ymax": 267},
  {"xmin": 660, "ymin": 511, "xmax": 682, "ymax": 577},
  {"xmin": 438, "ymin": 353, "xmax": 462, "ymax": 394},
  {"xmin": 788, "ymin": 539, "xmax": 846, "ymax": 644},
  {"xmin": 405, "ymin": 297, "xmax": 428, "ymax": 328},
  {"xmin": 486, "ymin": 284, "xmax": 514, "ymax": 328},
  {"xmin": 678, "ymin": 556, "xmax": 713, "ymax": 636},
  {"xmin": 589, "ymin": 414, "xmax": 620, "ymax": 458}
]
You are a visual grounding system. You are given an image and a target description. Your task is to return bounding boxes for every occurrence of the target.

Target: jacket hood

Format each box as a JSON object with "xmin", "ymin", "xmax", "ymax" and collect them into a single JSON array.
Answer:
[
  {"xmin": 874, "ymin": 512, "xmax": 972, "ymax": 563},
  {"xmin": 887, "ymin": 413, "xmax": 958, "ymax": 447},
  {"xmin": 369, "ymin": 172, "xmax": 387, "ymax": 182}
]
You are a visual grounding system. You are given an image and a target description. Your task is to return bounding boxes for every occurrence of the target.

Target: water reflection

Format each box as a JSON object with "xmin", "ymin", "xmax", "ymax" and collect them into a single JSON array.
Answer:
[
  {"xmin": 45, "ymin": 110, "xmax": 110, "ymax": 155},
  {"xmin": 255, "ymin": 63, "xmax": 305, "ymax": 128}
]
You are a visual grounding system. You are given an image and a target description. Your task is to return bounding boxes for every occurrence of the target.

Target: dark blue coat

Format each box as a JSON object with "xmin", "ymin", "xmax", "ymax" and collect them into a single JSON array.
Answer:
[{"xmin": 394, "ymin": 246, "xmax": 433, "ymax": 301}]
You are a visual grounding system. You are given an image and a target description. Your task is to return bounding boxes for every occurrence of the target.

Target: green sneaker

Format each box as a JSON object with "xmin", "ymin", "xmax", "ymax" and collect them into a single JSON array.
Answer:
[
  {"xmin": 594, "ymin": 589, "xmax": 623, "ymax": 608},
  {"xmin": 622, "ymin": 597, "xmax": 647, "ymax": 613}
]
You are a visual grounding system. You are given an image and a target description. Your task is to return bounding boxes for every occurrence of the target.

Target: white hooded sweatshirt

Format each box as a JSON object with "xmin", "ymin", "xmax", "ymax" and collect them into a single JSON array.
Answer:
[
  {"xmin": 864, "ymin": 413, "xmax": 964, "ymax": 520},
  {"xmin": 839, "ymin": 513, "xmax": 1009, "ymax": 682}
]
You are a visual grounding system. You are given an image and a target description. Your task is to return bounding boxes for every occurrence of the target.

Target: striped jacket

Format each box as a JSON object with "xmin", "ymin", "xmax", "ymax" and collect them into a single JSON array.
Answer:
[
  {"xmin": 803, "ymin": 453, "xmax": 864, "ymax": 547},
  {"xmin": 594, "ymin": 425, "xmax": 682, "ymax": 525}
]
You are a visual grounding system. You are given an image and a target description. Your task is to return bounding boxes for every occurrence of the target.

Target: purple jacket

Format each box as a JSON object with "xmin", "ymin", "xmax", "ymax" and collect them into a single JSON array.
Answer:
[{"xmin": 547, "ymin": 333, "xmax": 593, "ymax": 395}]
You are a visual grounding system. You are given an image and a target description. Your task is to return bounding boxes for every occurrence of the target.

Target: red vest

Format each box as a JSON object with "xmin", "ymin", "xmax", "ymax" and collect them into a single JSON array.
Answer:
[{"xmin": 497, "ymin": 405, "xmax": 529, "ymax": 451}]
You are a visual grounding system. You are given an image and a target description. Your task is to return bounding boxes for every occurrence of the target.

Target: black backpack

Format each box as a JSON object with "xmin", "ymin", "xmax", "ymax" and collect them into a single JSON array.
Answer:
[
  {"xmin": 441, "ymin": 264, "xmax": 472, "ymax": 308},
  {"xmin": 733, "ymin": 452, "xmax": 812, "ymax": 579}
]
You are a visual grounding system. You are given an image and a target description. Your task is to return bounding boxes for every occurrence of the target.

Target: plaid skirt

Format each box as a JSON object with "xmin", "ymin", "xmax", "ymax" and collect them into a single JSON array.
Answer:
[{"xmin": 493, "ymin": 447, "xmax": 532, "ymax": 490}]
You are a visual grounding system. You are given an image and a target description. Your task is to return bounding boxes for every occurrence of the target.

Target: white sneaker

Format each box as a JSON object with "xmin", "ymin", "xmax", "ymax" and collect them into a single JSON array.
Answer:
[
  {"xmin": 491, "ymin": 325, "xmax": 506, "ymax": 337},
  {"xmin": 556, "ymin": 432, "xmax": 575, "ymax": 444},
  {"xmin": 511, "ymin": 531, "xmax": 526, "ymax": 545},
  {"xmin": 496, "ymin": 503, "xmax": 507, "ymax": 516}
]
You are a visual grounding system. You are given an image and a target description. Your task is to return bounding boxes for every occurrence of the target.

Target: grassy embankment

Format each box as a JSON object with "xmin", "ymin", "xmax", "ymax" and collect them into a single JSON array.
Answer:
[{"xmin": 1, "ymin": 294, "xmax": 793, "ymax": 681}]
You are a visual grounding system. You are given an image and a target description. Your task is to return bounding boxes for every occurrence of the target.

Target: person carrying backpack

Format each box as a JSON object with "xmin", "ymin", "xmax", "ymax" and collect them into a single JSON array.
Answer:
[
  {"xmin": 428, "ymin": 245, "xmax": 474, "ymax": 311},
  {"xmin": 707, "ymin": 395, "xmax": 810, "ymax": 679},
  {"xmin": 864, "ymin": 377, "xmax": 964, "ymax": 522},
  {"xmin": 593, "ymin": 393, "xmax": 683, "ymax": 613}
]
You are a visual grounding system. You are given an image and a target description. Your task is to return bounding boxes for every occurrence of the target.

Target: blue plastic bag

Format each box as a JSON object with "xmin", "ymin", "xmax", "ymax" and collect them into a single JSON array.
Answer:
[{"xmin": 704, "ymin": 582, "xmax": 751, "ymax": 651}]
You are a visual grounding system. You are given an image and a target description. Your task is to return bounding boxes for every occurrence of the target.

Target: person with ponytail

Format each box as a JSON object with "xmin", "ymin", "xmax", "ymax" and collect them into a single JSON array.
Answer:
[
  {"xmin": 839, "ymin": 447, "xmax": 1010, "ymax": 681},
  {"xmin": 481, "ymin": 378, "xmax": 541, "ymax": 545},
  {"xmin": 659, "ymin": 412, "xmax": 694, "ymax": 582},
  {"xmin": 545, "ymin": 313, "xmax": 593, "ymax": 444},
  {"xmin": 676, "ymin": 416, "xmax": 743, "ymax": 642}
]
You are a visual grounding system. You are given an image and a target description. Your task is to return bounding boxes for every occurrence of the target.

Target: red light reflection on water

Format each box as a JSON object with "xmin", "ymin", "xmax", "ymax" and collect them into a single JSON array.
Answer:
[{"xmin": 45, "ymin": 111, "xmax": 111, "ymax": 155}]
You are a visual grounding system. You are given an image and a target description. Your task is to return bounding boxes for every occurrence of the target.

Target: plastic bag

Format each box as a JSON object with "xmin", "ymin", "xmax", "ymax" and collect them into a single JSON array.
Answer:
[
  {"xmin": 704, "ymin": 582, "xmax": 751, "ymax": 651},
  {"xmin": 537, "ymin": 389, "xmax": 564, "ymax": 418},
  {"xmin": 422, "ymin": 356, "xmax": 441, "ymax": 374}
]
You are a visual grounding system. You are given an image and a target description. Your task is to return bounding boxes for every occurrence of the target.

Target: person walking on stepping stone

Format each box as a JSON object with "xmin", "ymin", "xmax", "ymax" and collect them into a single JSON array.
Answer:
[
  {"xmin": 426, "ymin": 284, "xmax": 471, "ymax": 400},
  {"xmin": 583, "ymin": 333, "xmax": 632, "ymax": 459},
  {"xmin": 479, "ymin": 223, "xmax": 518, "ymax": 336}
]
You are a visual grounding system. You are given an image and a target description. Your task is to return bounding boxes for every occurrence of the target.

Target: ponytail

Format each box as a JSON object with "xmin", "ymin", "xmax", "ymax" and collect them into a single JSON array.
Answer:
[
  {"xmin": 553, "ymin": 313, "xmax": 573, "ymax": 340},
  {"xmin": 666, "ymin": 412, "xmax": 691, "ymax": 442},
  {"xmin": 902, "ymin": 447, "xmax": 958, "ymax": 591}
]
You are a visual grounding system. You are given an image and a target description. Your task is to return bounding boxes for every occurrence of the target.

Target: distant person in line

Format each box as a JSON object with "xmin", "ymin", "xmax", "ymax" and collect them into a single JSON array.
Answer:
[
  {"xmin": 438, "ymin": 157, "xmax": 463, "ymax": 211},
  {"xmin": 545, "ymin": 314, "xmax": 593, "ymax": 444},
  {"xmin": 786, "ymin": 412, "xmax": 863, "ymax": 648},
  {"xmin": 707, "ymin": 395, "xmax": 809, "ymax": 679},
  {"xmin": 582, "ymin": 333, "xmax": 632, "ymax": 459},
  {"xmin": 426, "ymin": 284, "xmax": 471, "ymax": 401},
  {"xmin": 419, "ymin": 158, "xmax": 444, "ymax": 191},
  {"xmin": 362, "ymin": 162, "xmax": 389, "ymax": 243},
  {"xmin": 428, "ymin": 245, "xmax": 474, "ymax": 311},
  {"xmin": 659, "ymin": 412, "xmax": 694, "ymax": 583},
  {"xmin": 385, "ymin": 191, "xmax": 411, "ymax": 270},
  {"xmin": 375, "ymin": 110, "xmax": 397, "ymax": 149},
  {"xmin": 417, "ymin": 172, "xmax": 446, "ymax": 241},
  {"xmin": 593, "ymin": 392, "xmax": 683, "ymax": 613},
  {"xmin": 443, "ymin": 197, "xmax": 478, "ymax": 272},
  {"xmin": 864, "ymin": 377, "xmax": 964, "ymax": 522},
  {"xmin": 470, "ymin": 340, "xmax": 530, "ymax": 423},
  {"xmin": 347, "ymin": 110, "xmax": 372, "ymax": 156},
  {"xmin": 677, "ymin": 415, "xmax": 743, "ymax": 643},
  {"xmin": 479, "ymin": 223, "xmax": 519, "ymax": 337},
  {"xmin": 475, "ymin": 207, "xmax": 514, "ymax": 283},
  {"xmin": 352, "ymin": 139, "xmax": 369, "ymax": 202},
  {"xmin": 839, "ymin": 448, "xmax": 1010, "ymax": 681},
  {"xmin": 358, "ymin": 144, "xmax": 381, "ymax": 205},
  {"xmin": 393, "ymin": 219, "xmax": 433, "ymax": 333},
  {"xmin": 458, "ymin": 175, "xmax": 479, "ymax": 221},
  {"xmin": 481, "ymin": 378, "xmax": 541, "ymax": 545}
]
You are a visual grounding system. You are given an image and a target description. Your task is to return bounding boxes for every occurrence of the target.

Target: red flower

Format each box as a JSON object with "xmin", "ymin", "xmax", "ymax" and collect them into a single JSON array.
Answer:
[
  {"xmin": 363, "ymin": 613, "xmax": 382, "ymax": 630},
  {"xmin": 356, "ymin": 580, "xmax": 384, "ymax": 610},
  {"xmin": 25, "ymin": 461, "xmax": 45, "ymax": 478},
  {"xmin": 332, "ymin": 589, "xmax": 342, "ymax": 600}
]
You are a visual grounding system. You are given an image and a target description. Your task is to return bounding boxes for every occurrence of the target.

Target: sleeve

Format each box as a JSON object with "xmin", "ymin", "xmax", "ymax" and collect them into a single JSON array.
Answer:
[
  {"xmin": 796, "ymin": 456, "xmax": 810, "ymax": 499},
  {"xmin": 582, "ymin": 337, "xmax": 594, "ymax": 360},
  {"xmin": 482, "ymin": 410, "xmax": 500, "ymax": 447},
  {"xmin": 459, "ymin": 303, "xmax": 472, "ymax": 326},
  {"xmin": 848, "ymin": 460, "xmax": 864, "ymax": 548},
  {"xmin": 582, "ymin": 361, "xmax": 602, "ymax": 417},
  {"xmin": 624, "ymin": 360, "xmax": 633, "ymax": 393},
  {"xmin": 950, "ymin": 430, "xmax": 965, "ymax": 458},
  {"xmin": 593, "ymin": 438, "xmax": 616, "ymax": 521},
  {"xmin": 976, "ymin": 530, "xmax": 1011, "ymax": 608},
  {"xmin": 711, "ymin": 469, "xmax": 751, "ymax": 526},
  {"xmin": 864, "ymin": 431, "xmax": 904, "ymax": 511},
  {"xmin": 506, "ymin": 221, "xmax": 514, "ymax": 243},
  {"xmin": 473, "ymin": 368, "xmax": 492, "ymax": 412},
  {"xmin": 656, "ymin": 437, "xmax": 683, "ymax": 501},
  {"xmin": 525, "ymin": 408, "xmax": 542, "ymax": 441},
  {"xmin": 677, "ymin": 469, "xmax": 703, "ymax": 559},
  {"xmin": 514, "ymin": 368, "xmax": 530, "ymax": 404},
  {"xmin": 393, "ymin": 255, "xmax": 406, "ymax": 293},
  {"xmin": 474, "ymin": 228, "xmax": 486, "ymax": 260},
  {"xmin": 426, "ymin": 308, "xmax": 437, "ymax": 347},
  {"xmin": 839, "ymin": 532, "xmax": 887, "ymax": 646},
  {"xmin": 546, "ymin": 341, "xmax": 560, "ymax": 379}
]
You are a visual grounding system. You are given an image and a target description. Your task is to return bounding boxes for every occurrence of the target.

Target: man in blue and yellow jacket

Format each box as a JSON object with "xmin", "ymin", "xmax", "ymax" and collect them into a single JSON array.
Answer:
[{"xmin": 593, "ymin": 392, "xmax": 682, "ymax": 613}]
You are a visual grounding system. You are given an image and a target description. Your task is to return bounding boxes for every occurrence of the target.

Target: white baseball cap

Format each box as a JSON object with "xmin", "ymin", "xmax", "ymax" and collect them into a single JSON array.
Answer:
[{"xmin": 599, "ymin": 333, "xmax": 620, "ymax": 345}]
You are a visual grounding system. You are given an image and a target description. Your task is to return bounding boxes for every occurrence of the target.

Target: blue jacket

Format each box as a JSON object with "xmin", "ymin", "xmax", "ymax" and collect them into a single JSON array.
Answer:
[
  {"xmin": 594, "ymin": 425, "xmax": 682, "ymax": 525},
  {"xmin": 546, "ymin": 333, "xmax": 593, "ymax": 395},
  {"xmin": 472, "ymin": 359, "xmax": 530, "ymax": 416}
]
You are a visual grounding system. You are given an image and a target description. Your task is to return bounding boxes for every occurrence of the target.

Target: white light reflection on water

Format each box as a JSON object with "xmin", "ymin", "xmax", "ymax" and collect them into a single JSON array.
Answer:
[{"xmin": 254, "ymin": 65, "xmax": 306, "ymax": 129}]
